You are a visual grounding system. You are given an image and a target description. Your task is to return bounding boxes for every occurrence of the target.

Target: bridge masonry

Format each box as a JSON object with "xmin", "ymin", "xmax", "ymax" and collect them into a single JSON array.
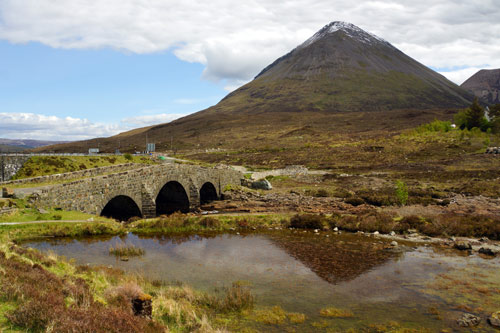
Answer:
[
  {"xmin": 0, "ymin": 155, "xmax": 31, "ymax": 182},
  {"xmin": 33, "ymin": 163, "xmax": 242, "ymax": 218}
]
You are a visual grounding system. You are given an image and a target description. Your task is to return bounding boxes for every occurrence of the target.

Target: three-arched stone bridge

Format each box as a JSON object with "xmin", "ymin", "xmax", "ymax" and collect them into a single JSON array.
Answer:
[{"xmin": 34, "ymin": 163, "xmax": 242, "ymax": 220}]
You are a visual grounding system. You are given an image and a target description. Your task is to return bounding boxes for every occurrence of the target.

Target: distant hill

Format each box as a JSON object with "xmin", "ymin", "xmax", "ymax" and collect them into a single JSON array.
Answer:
[
  {"xmin": 0, "ymin": 144, "xmax": 27, "ymax": 153},
  {"xmin": 35, "ymin": 21, "xmax": 472, "ymax": 153},
  {"xmin": 0, "ymin": 138, "xmax": 69, "ymax": 149},
  {"xmin": 461, "ymin": 69, "xmax": 500, "ymax": 105}
]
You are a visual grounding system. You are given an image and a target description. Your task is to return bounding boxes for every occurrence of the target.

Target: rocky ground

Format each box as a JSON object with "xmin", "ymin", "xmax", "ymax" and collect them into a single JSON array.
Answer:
[{"xmin": 201, "ymin": 187, "xmax": 500, "ymax": 217}]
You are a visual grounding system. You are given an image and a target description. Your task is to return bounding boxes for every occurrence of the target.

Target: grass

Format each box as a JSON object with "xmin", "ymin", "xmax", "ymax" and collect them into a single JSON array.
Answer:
[
  {"xmin": 0, "ymin": 221, "xmax": 259, "ymax": 332},
  {"xmin": 109, "ymin": 244, "xmax": 145, "ymax": 258},
  {"xmin": 319, "ymin": 307, "xmax": 354, "ymax": 318},
  {"xmin": 11, "ymin": 155, "xmax": 156, "ymax": 180}
]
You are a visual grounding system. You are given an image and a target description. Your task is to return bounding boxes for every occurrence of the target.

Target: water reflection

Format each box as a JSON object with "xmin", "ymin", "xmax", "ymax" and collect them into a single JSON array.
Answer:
[
  {"xmin": 23, "ymin": 231, "xmax": 500, "ymax": 331},
  {"xmin": 267, "ymin": 232, "xmax": 398, "ymax": 284}
]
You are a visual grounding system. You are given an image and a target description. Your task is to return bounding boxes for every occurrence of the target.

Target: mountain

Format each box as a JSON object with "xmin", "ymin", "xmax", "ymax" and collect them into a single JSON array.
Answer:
[
  {"xmin": 0, "ymin": 144, "xmax": 27, "ymax": 153},
  {"xmin": 35, "ymin": 21, "xmax": 472, "ymax": 153},
  {"xmin": 0, "ymin": 138, "xmax": 68, "ymax": 150},
  {"xmin": 461, "ymin": 69, "xmax": 500, "ymax": 105}
]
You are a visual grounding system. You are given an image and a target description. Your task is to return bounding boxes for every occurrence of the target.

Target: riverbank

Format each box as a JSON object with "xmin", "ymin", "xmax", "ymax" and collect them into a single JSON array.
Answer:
[{"xmin": 1, "ymin": 213, "xmax": 500, "ymax": 332}]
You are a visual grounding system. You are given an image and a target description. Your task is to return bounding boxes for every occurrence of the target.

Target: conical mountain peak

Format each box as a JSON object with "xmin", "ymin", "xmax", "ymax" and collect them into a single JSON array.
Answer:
[{"xmin": 298, "ymin": 21, "xmax": 390, "ymax": 49}]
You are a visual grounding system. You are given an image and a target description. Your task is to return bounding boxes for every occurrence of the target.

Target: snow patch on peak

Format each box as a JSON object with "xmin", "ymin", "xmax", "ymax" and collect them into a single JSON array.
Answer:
[{"xmin": 298, "ymin": 21, "xmax": 391, "ymax": 49}]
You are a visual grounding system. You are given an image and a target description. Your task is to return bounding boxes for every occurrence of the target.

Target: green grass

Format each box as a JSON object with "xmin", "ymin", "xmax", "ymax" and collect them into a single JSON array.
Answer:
[
  {"xmin": 109, "ymin": 244, "xmax": 145, "ymax": 257},
  {"xmin": 11, "ymin": 155, "xmax": 156, "ymax": 180},
  {"xmin": 0, "ymin": 205, "xmax": 111, "ymax": 223},
  {"xmin": 0, "ymin": 221, "xmax": 125, "ymax": 242}
]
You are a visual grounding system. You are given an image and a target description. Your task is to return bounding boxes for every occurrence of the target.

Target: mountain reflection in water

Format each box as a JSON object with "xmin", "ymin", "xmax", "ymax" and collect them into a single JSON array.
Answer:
[
  {"xmin": 28, "ymin": 231, "xmax": 397, "ymax": 286},
  {"xmin": 267, "ymin": 232, "xmax": 398, "ymax": 284}
]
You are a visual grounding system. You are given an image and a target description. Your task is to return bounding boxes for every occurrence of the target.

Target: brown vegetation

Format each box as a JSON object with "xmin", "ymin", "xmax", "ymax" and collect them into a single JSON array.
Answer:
[{"xmin": 0, "ymin": 250, "xmax": 163, "ymax": 332}]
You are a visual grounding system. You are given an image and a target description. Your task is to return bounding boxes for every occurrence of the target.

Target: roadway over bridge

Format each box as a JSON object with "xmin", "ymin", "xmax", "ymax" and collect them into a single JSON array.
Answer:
[{"xmin": 32, "ymin": 163, "xmax": 242, "ymax": 220}]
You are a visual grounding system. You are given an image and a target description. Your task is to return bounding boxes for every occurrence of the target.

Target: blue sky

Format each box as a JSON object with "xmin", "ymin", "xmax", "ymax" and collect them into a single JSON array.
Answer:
[
  {"xmin": 0, "ymin": 40, "xmax": 226, "ymax": 124},
  {"xmin": 0, "ymin": 0, "xmax": 499, "ymax": 140}
]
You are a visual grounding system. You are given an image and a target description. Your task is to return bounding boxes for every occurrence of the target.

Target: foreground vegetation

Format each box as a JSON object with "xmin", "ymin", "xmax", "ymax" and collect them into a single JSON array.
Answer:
[{"xmin": 1, "ymin": 206, "xmax": 499, "ymax": 332}]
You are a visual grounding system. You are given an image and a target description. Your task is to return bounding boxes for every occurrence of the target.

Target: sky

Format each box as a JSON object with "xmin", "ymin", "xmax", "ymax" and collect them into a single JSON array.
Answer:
[{"xmin": 0, "ymin": 0, "xmax": 499, "ymax": 140}]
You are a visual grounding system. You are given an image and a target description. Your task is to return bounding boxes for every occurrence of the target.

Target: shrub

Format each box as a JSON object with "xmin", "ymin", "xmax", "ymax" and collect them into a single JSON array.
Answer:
[
  {"xmin": 199, "ymin": 217, "xmax": 220, "ymax": 228},
  {"xmin": 320, "ymin": 307, "xmax": 354, "ymax": 318},
  {"xmin": 124, "ymin": 153, "xmax": 133, "ymax": 161},
  {"xmin": 109, "ymin": 244, "xmax": 145, "ymax": 257},
  {"xmin": 219, "ymin": 282, "xmax": 254, "ymax": 312},
  {"xmin": 395, "ymin": 180, "xmax": 408, "ymax": 206},
  {"xmin": 289, "ymin": 214, "xmax": 325, "ymax": 229},
  {"xmin": 416, "ymin": 120, "xmax": 453, "ymax": 133},
  {"xmin": 314, "ymin": 189, "xmax": 329, "ymax": 197}
]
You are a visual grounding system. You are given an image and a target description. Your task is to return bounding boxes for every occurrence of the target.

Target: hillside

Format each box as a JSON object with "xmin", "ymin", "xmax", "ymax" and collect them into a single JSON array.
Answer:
[
  {"xmin": 35, "ymin": 21, "xmax": 472, "ymax": 154},
  {"xmin": 461, "ymin": 69, "xmax": 500, "ymax": 105}
]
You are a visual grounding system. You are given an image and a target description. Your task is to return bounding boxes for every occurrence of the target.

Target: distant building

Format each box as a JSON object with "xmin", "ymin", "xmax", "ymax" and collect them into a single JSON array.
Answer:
[{"xmin": 89, "ymin": 148, "xmax": 99, "ymax": 155}]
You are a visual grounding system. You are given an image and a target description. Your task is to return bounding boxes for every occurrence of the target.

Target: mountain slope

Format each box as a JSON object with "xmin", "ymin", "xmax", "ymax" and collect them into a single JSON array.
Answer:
[
  {"xmin": 36, "ymin": 21, "xmax": 472, "ymax": 153},
  {"xmin": 461, "ymin": 69, "xmax": 500, "ymax": 105}
]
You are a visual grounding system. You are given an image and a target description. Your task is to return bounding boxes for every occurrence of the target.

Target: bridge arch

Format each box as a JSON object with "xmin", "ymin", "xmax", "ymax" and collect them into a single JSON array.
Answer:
[
  {"xmin": 200, "ymin": 182, "xmax": 218, "ymax": 204},
  {"xmin": 100, "ymin": 195, "xmax": 142, "ymax": 221},
  {"xmin": 156, "ymin": 181, "xmax": 190, "ymax": 215}
]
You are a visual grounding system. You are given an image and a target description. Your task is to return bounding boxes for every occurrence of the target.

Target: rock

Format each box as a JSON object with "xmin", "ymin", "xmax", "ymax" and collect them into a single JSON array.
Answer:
[
  {"xmin": 488, "ymin": 311, "xmax": 500, "ymax": 328},
  {"xmin": 251, "ymin": 179, "xmax": 273, "ymax": 190},
  {"xmin": 221, "ymin": 193, "xmax": 233, "ymax": 200},
  {"xmin": 390, "ymin": 241, "xmax": 398, "ymax": 247},
  {"xmin": 479, "ymin": 247, "xmax": 498, "ymax": 256},
  {"xmin": 37, "ymin": 208, "xmax": 48, "ymax": 214},
  {"xmin": 457, "ymin": 313, "xmax": 481, "ymax": 327},
  {"xmin": 132, "ymin": 294, "xmax": 152, "ymax": 318},
  {"xmin": 480, "ymin": 237, "xmax": 489, "ymax": 242},
  {"xmin": 2, "ymin": 188, "xmax": 14, "ymax": 198},
  {"xmin": 373, "ymin": 231, "xmax": 379, "ymax": 235},
  {"xmin": 87, "ymin": 217, "xmax": 94, "ymax": 222},
  {"xmin": 390, "ymin": 231, "xmax": 396, "ymax": 236},
  {"xmin": 314, "ymin": 229, "xmax": 319, "ymax": 233},
  {"xmin": 333, "ymin": 227, "xmax": 339, "ymax": 232},
  {"xmin": 454, "ymin": 241, "xmax": 472, "ymax": 251}
]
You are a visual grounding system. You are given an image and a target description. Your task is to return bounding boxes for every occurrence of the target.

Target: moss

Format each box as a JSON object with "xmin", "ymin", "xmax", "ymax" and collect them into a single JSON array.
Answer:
[
  {"xmin": 287, "ymin": 312, "xmax": 307, "ymax": 324},
  {"xmin": 252, "ymin": 306, "xmax": 287, "ymax": 325},
  {"xmin": 319, "ymin": 306, "xmax": 354, "ymax": 318}
]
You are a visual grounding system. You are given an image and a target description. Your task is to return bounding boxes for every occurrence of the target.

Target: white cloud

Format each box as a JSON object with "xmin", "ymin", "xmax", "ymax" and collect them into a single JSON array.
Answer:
[
  {"xmin": 0, "ymin": 112, "xmax": 126, "ymax": 140},
  {"xmin": 438, "ymin": 66, "xmax": 494, "ymax": 85},
  {"xmin": 121, "ymin": 113, "xmax": 187, "ymax": 126},
  {"xmin": 2, "ymin": 0, "xmax": 498, "ymax": 89},
  {"xmin": 0, "ymin": 1, "xmax": 499, "ymax": 89}
]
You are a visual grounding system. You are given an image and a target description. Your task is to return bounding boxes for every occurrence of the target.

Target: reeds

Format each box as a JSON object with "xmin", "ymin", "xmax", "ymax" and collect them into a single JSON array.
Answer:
[{"xmin": 109, "ymin": 244, "xmax": 145, "ymax": 258}]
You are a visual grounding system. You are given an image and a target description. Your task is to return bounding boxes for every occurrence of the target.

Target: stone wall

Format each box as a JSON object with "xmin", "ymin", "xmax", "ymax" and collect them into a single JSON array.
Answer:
[
  {"xmin": 0, "ymin": 163, "xmax": 143, "ymax": 186},
  {"xmin": 0, "ymin": 155, "xmax": 31, "ymax": 182},
  {"xmin": 34, "ymin": 163, "xmax": 242, "ymax": 218}
]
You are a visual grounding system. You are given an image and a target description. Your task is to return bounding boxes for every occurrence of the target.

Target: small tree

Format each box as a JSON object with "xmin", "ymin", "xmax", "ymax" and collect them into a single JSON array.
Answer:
[
  {"xmin": 454, "ymin": 97, "xmax": 489, "ymax": 131},
  {"xmin": 488, "ymin": 103, "xmax": 500, "ymax": 120},
  {"xmin": 395, "ymin": 180, "xmax": 408, "ymax": 206},
  {"xmin": 465, "ymin": 97, "xmax": 486, "ymax": 129}
]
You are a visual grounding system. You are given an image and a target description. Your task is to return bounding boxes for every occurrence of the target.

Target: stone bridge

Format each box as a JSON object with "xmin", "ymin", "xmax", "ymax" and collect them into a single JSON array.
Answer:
[{"xmin": 33, "ymin": 163, "xmax": 242, "ymax": 220}]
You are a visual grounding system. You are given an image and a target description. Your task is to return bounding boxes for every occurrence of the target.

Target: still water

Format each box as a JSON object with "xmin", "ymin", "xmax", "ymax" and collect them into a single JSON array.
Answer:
[{"xmin": 25, "ymin": 231, "xmax": 500, "ymax": 331}]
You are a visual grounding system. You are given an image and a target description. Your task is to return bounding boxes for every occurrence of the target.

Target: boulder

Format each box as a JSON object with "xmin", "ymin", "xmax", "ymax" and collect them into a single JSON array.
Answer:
[
  {"xmin": 454, "ymin": 241, "xmax": 472, "ymax": 251},
  {"xmin": 251, "ymin": 179, "xmax": 273, "ymax": 190},
  {"xmin": 132, "ymin": 294, "xmax": 152, "ymax": 318},
  {"xmin": 479, "ymin": 247, "xmax": 498, "ymax": 256},
  {"xmin": 457, "ymin": 313, "xmax": 481, "ymax": 327},
  {"xmin": 2, "ymin": 187, "xmax": 14, "ymax": 198},
  {"xmin": 488, "ymin": 311, "xmax": 500, "ymax": 328}
]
